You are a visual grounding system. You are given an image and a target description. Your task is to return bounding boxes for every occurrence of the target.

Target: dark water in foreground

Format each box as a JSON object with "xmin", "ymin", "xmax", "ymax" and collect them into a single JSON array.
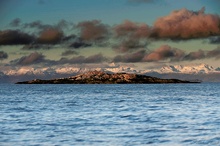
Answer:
[{"xmin": 0, "ymin": 83, "xmax": 220, "ymax": 146}]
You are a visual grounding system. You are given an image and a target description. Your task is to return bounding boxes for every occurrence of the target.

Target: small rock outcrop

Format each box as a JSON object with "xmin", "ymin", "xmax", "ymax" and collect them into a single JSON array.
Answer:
[{"xmin": 16, "ymin": 71, "xmax": 201, "ymax": 84}]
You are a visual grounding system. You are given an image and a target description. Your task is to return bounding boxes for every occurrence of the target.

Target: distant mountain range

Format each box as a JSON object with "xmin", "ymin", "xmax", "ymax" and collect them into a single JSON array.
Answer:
[
  {"xmin": 144, "ymin": 64, "xmax": 220, "ymax": 83},
  {"xmin": 154, "ymin": 64, "xmax": 219, "ymax": 74},
  {"xmin": 1, "ymin": 63, "xmax": 220, "ymax": 83}
]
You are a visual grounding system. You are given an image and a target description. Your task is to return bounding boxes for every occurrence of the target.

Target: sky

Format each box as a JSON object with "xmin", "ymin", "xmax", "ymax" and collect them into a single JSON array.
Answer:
[{"xmin": 0, "ymin": 0, "xmax": 220, "ymax": 72}]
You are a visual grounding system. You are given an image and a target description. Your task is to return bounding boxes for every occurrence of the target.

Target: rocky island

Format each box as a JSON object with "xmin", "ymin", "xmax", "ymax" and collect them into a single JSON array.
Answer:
[{"xmin": 16, "ymin": 71, "xmax": 201, "ymax": 84}]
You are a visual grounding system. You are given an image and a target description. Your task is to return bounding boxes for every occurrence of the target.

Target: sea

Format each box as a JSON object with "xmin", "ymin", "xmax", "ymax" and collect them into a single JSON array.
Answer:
[{"xmin": 0, "ymin": 83, "xmax": 220, "ymax": 146}]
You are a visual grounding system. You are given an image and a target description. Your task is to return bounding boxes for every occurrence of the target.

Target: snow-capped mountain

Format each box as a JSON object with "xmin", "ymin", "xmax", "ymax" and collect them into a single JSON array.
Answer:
[
  {"xmin": 157, "ymin": 64, "xmax": 217, "ymax": 74},
  {"xmin": 104, "ymin": 65, "xmax": 139, "ymax": 73},
  {"xmin": 1, "ymin": 63, "xmax": 220, "ymax": 83},
  {"xmin": 2, "ymin": 63, "xmax": 219, "ymax": 76}
]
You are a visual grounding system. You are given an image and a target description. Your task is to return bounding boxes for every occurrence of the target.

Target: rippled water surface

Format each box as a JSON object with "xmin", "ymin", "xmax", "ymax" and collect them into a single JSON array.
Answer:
[{"xmin": 1, "ymin": 83, "xmax": 220, "ymax": 145}]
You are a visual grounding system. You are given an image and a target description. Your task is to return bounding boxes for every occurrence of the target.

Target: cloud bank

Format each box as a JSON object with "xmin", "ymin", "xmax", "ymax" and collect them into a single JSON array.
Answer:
[
  {"xmin": 151, "ymin": 7, "xmax": 220, "ymax": 40},
  {"xmin": 14, "ymin": 52, "xmax": 45, "ymax": 65},
  {"xmin": 1, "ymin": 7, "xmax": 220, "ymax": 66},
  {"xmin": 113, "ymin": 45, "xmax": 220, "ymax": 63},
  {"xmin": 0, "ymin": 30, "xmax": 35, "ymax": 45},
  {"xmin": 76, "ymin": 20, "xmax": 109, "ymax": 43},
  {"xmin": 143, "ymin": 45, "xmax": 185, "ymax": 62},
  {"xmin": 3, "ymin": 7, "xmax": 220, "ymax": 47},
  {"xmin": 37, "ymin": 28, "xmax": 63, "ymax": 44}
]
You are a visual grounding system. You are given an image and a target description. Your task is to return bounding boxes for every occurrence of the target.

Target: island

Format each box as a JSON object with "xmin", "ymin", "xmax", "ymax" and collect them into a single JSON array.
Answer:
[{"xmin": 16, "ymin": 70, "xmax": 201, "ymax": 84}]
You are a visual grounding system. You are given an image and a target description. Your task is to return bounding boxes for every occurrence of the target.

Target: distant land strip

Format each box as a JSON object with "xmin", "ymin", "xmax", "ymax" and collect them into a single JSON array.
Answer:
[{"xmin": 16, "ymin": 71, "xmax": 201, "ymax": 84}]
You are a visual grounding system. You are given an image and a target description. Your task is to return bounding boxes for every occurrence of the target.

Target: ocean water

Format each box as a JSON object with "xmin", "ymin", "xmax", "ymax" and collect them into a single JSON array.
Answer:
[{"xmin": 0, "ymin": 83, "xmax": 220, "ymax": 146}]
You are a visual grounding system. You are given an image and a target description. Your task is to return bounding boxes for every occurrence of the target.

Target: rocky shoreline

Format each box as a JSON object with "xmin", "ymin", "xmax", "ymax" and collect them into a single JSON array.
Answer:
[{"xmin": 16, "ymin": 71, "xmax": 201, "ymax": 84}]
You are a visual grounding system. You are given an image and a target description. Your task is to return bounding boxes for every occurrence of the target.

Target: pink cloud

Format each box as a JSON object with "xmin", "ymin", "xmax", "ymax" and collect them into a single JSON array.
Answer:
[
  {"xmin": 114, "ymin": 20, "xmax": 150, "ymax": 39},
  {"xmin": 143, "ymin": 45, "xmax": 185, "ymax": 62},
  {"xmin": 151, "ymin": 7, "xmax": 220, "ymax": 40},
  {"xmin": 38, "ymin": 28, "xmax": 63, "ymax": 44},
  {"xmin": 76, "ymin": 20, "xmax": 109, "ymax": 42}
]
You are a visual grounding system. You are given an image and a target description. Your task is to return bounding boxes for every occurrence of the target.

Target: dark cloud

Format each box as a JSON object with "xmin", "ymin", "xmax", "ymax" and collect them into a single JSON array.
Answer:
[
  {"xmin": 37, "ymin": 28, "xmax": 63, "ymax": 44},
  {"xmin": 143, "ymin": 45, "xmax": 185, "ymax": 62},
  {"xmin": 83, "ymin": 53, "xmax": 107, "ymax": 63},
  {"xmin": 113, "ymin": 39, "xmax": 147, "ymax": 53},
  {"xmin": 1, "ymin": 20, "xmax": 89, "ymax": 47},
  {"xmin": 207, "ymin": 47, "xmax": 220, "ymax": 59},
  {"xmin": 58, "ymin": 56, "xmax": 85, "ymax": 64},
  {"xmin": 3, "ymin": 19, "xmax": 75, "ymax": 47},
  {"xmin": 113, "ymin": 20, "xmax": 150, "ymax": 52},
  {"xmin": 62, "ymin": 34, "xmax": 76, "ymax": 42},
  {"xmin": 14, "ymin": 52, "xmax": 45, "ymax": 65},
  {"xmin": 76, "ymin": 20, "xmax": 109, "ymax": 42},
  {"xmin": 141, "ymin": 46, "xmax": 220, "ymax": 62},
  {"xmin": 61, "ymin": 50, "xmax": 78, "ymax": 56},
  {"xmin": 0, "ymin": 30, "xmax": 35, "ymax": 45},
  {"xmin": 10, "ymin": 52, "xmax": 106, "ymax": 66},
  {"xmin": 151, "ymin": 7, "xmax": 220, "ymax": 40},
  {"xmin": 0, "ymin": 51, "xmax": 8, "ymax": 60},
  {"xmin": 58, "ymin": 53, "xmax": 106, "ymax": 64},
  {"xmin": 62, "ymin": 34, "xmax": 92, "ymax": 49},
  {"xmin": 209, "ymin": 36, "xmax": 220, "ymax": 44},
  {"xmin": 183, "ymin": 47, "xmax": 220, "ymax": 61},
  {"xmin": 183, "ymin": 50, "xmax": 205, "ymax": 61},
  {"xmin": 114, "ymin": 20, "xmax": 150, "ymax": 39},
  {"xmin": 113, "ymin": 50, "xmax": 146, "ymax": 62},
  {"xmin": 69, "ymin": 39, "xmax": 92, "ymax": 49},
  {"xmin": 9, "ymin": 18, "xmax": 21, "ymax": 27}
]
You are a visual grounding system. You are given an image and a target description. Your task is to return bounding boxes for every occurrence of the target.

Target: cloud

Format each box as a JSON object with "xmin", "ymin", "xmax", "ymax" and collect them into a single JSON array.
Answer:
[
  {"xmin": 0, "ymin": 51, "xmax": 8, "ymax": 60},
  {"xmin": 113, "ymin": 39, "xmax": 147, "ymax": 53},
  {"xmin": 58, "ymin": 53, "xmax": 107, "ymax": 64},
  {"xmin": 83, "ymin": 53, "xmax": 107, "ymax": 63},
  {"xmin": 113, "ymin": 50, "xmax": 146, "ymax": 62},
  {"xmin": 3, "ymin": 19, "xmax": 79, "ymax": 48},
  {"xmin": 14, "ymin": 52, "xmax": 45, "ymax": 65},
  {"xmin": 151, "ymin": 7, "xmax": 220, "ymax": 40},
  {"xmin": 143, "ymin": 45, "xmax": 185, "ymax": 62},
  {"xmin": 62, "ymin": 34, "xmax": 76, "ymax": 42},
  {"xmin": 207, "ymin": 47, "xmax": 220, "ymax": 59},
  {"xmin": 143, "ymin": 46, "xmax": 220, "ymax": 62},
  {"xmin": 61, "ymin": 35, "xmax": 92, "ymax": 49},
  {"xmin": 10, "ymin": 52, "xmax": 107, "ymax": 66},
  {"xmin": 9, "ymin": 18, "xmax": 21, "ymax": 27},
  {"xmin": 37, "ymin": 28, "xmax": 63, "ymax": 44},
  {"xmin": 61, "ymin": 50, "xmax": 78, "ymax": 56},
  {"xmin": 76, "ymin": 20, "xmax": 109, "ymax": 42},
  {"xmin": 183, "ymin": 47, "xmax": 220, "ymax": 60},
  {"xmin": 114, "ymin": 20, "xmax": 150, "ymax": 39},
  {"xmin": 69, "ymin": 39, "xmax": 92, "ymax": 49},
  {"xmin": 183, "ymin": 50, "xmax": 205, "ymax": 60},
  {"xmin": 0, "ymin": 30, "xmax": 35, "ymax": 45},
  {"xmin": 113, "ymin": 20, "xmax": 150, "ymax": 52}
]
